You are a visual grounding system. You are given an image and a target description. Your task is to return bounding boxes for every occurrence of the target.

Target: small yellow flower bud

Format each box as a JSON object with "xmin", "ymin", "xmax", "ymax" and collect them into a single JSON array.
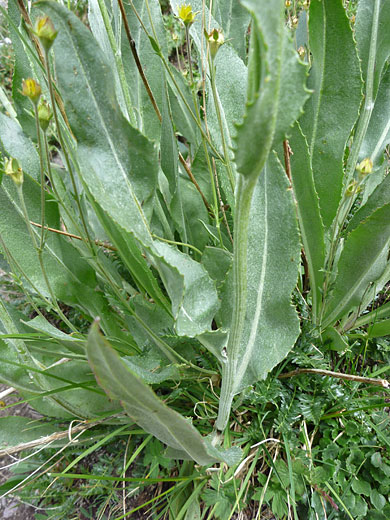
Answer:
[
  {"xmin": 33, "ymin": 16, "xmax": 58, "ymax": 52},
  {"xmin": 285, "ymin": 0, "xmax": 291, "ymax": 7},
  {"xmin": 22, "ymin": 78, "xmax": 41, "ymax": 105},
  {"xmin": 5, "ymin": 157, "xmax": 24, "ymax": 187},
  {"xmin": 357, "ymin": 157, "xmax": 373, "ymax": 175},
  {"xmin": 345, "ymin": 180, "xmax": 360, "ymax": 197},
  {"xmin": 178, "ymin": 4, "xmax": 197, "ymax": 26},
  {"xmin": 208, "ymin": 28, "xmax": 224, "ymax": 60},
  {"xmin": 37, "ymin": 99, "xmax": 53, "ymax": 132}
]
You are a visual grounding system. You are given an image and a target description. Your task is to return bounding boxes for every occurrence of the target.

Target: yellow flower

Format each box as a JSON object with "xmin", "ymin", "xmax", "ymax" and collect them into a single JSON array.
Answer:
[
  {"xmin": 5, "ymin": 157, "xmax": 24, "ymax": 187},
  {"xmin": 33, "ymin": 16, "xmax": 58, "ymax": 52},
  {"xmin": 22, "ymin": 78, "xmax": 41, "ymax": 105},
  {"xmin": 178, "ymin": 4, "xmax": 197, "ymax": 26}
]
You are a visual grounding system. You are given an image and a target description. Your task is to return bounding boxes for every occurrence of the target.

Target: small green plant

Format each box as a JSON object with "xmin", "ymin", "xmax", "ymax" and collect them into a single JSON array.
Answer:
[{"xmin": 1, "ymin": 0, "xmax": 390, "ymax": 517}]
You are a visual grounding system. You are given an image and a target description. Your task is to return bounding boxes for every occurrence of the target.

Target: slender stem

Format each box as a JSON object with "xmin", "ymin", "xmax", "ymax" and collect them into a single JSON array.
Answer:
[
  {"xmin": 185, "ymin": 26, "xmax": 195, "ymax": 87},
  {"xmin": 130, "ymin": 0, "xmax": 223, "ymax": 162},
  {"xmin": 33, "ymin": 105, "xmax": 46, "ymax": 251},
  {"xmin": 152, "ymin": 234, "xmax": 202, "ymax": 256},
  {"xmin": 97, "ymin": 0, "xmax": 136, "ymax": 125},
  {"xmin": 345, "ymin": 0, "xmax": 380, "ymax": 184},
  {"xmin": 278, "ymin": 368, "xmax": 389, "ymax": 388},
  {"xmin": 185, "ymin": 27, "xmax": 222, "ymax": 243},
  {"xmin": 209, "ymin": 58, "xmax": 235, "ymax": 191}
]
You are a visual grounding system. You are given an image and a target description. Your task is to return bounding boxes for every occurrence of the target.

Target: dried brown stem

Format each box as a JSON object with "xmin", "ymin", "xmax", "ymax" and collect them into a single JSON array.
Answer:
[
  {"xmin": 29, "ymin": 221, "xmax": 117, "ymax": 251},
  {"xmin": 278, "ymin": 368, "xmax": 389, "ymax": 388}
]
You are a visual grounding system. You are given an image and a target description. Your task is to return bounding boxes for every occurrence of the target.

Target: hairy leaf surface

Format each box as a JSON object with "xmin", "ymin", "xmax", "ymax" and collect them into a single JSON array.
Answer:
[{"xmin": 87, "ymin": 322, "xmax": 218, "ymax": 465}]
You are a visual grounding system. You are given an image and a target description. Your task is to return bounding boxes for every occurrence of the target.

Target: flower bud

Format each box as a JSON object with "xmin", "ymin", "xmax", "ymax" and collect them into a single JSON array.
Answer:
[
  {"xmin": 178, "ymin": 4, "xmax": 197, "ymax": 26},
  {"xmin": 38, "ymin": 99, "xmax": 53, "ymax": 132},
  {"xmin": 285, "ymin": 0, "xmax": 291, "ymax": 7},
  {"xmin": 33, "ymin": 16, "xmax": 58, "ymax": 52},
  {"xmin": 356, "ymin": 157, "xmax": 373, "ymax": 176},
  {"xmin": 208, "ymin": 28, "xmax": 224, "ymax": 60},
  {"xmin": 22, "ymin": 78, "xmax": 41, "ymax": 105},
  {"xmin": 298, "ymin": 46, "xmax": 306, "ymax": 59},
  {"xmin": 5, "ymin": 157, "xmax": 24, "ymax": 187},
  {"xmin": 345, "ymin": 180, "xmax": 360, "ymax": 197}
]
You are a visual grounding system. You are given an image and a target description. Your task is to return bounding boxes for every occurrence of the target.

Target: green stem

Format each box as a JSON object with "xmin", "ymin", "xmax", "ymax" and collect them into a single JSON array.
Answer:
[
  {"xmin": 209, "ymin": 58, "xmax": 235, "ymax": 192},
  {"xmin": 185, "ymin": 27, "xmax": 222, "ymax": 244},
  {"xmin": 152, "ymin": 234, "xmax": 202, "ymax": 256},
  {"xmin": 33, "ymin": 104, "xmax": 46, "ymax": 250},
  {"xmin": 96, "ymin": 0, "xmax": 137, "ymax": 125}
]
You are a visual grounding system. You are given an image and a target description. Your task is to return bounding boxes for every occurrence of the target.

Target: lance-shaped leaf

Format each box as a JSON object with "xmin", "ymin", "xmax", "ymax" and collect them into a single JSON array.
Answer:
[
  {"xmin": 368, "ymin": 319, "xmax": 390, "ymax": 338},
  {"xmin": 289, "ymin": 123, "xmax": 325, "ymax": 323},
  {"xmin": 40, "ymin": 2, "xmax": 219, "ymax": 338},
  {"xmin": 215, "ymin": 0, "xmax": 307, "ymax": 431},
  {"xmin": 87, "ymin": 321, "xmax": 217, "ymax": 466},
  {"xmin": 355, "ymin": 0, "xmax": 390, "ymax": 100},
  {"xmin": 299, "ymin": 0, "xmax": 362, "ymax": 229},
  {"xmin": 228, "ymin": 154, "xmax": 300, "ymax": 393},
  {"xmin": 322, "ymin": 204, "xmax": 390, "ymax": 328},
  {"xmin": 216, "ymin": 154, "xmax": 301, "ymax": 430}
]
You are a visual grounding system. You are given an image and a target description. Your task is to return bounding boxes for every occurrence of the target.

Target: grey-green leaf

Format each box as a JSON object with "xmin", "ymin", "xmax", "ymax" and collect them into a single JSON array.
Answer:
[
  {"xmin": 226, "ymin": 153, "xmax": 301, "ymax": 394},
  {"xmin": 87, "ymin": 321, "xmax": 217, "ymax": 465}
]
